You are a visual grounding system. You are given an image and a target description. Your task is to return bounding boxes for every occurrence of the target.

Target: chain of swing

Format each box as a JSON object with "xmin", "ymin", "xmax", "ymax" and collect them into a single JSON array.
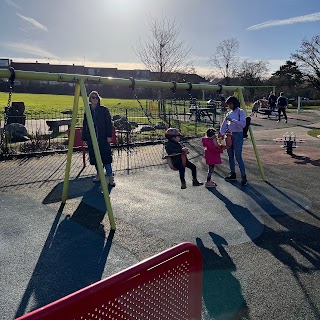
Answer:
[
  {"xmin": 129, "ymin": 77, "xmax": 153, "ymax": 125},
  {"xmin": 0, "ymin": 67, "xmax": 15, "ymax": 159},
  {"xmin": 129, "ymin": 77, "xmax": 183, "ymax": 132},
  {"xmin": 169, "ymin": 81, "xmax": 181, "ymax": 131}
]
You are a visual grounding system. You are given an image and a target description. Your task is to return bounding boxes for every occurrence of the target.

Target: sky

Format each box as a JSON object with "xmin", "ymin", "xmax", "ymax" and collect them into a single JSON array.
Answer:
[{"xmin": 0, "ymin": 0, "xmax": 319, "ymax": 77}]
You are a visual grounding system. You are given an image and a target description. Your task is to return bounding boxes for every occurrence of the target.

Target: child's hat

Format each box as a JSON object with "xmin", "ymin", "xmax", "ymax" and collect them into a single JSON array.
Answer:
[{"xmin": 165, "ymin": 128, "xmax": 181, "ymax": 138}]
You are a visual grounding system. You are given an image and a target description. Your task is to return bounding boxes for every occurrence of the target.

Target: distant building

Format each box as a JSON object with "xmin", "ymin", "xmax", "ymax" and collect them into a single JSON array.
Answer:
[{"xmin": 1, "ymin": 59, "xmax": 206, "ymax": 98}]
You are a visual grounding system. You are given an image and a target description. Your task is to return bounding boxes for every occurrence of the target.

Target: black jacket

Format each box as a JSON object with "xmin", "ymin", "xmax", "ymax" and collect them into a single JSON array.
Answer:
[
  {"xmin": 165, "ymin": 139, "xmax": 184, "ymax": 166},
  {"xmin": 268, "ymin": 94, "xmax": 277, "ymax": 107},
  {"xmin": 82, "ymin": 104, "xmax": 113, "ymax": 165},
  {"xmin": 277, "ymin": 96, "xmax": 288, "ymax": 107}
]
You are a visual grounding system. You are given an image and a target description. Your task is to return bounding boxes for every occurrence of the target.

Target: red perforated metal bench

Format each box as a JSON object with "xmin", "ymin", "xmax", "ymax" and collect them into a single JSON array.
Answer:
[{"xmin": 17, "ymin": 242, "xmax": 203, "ymax": 320}]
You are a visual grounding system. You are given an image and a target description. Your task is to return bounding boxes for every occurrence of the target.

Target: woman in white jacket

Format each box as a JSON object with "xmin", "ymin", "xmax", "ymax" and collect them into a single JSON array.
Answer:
[{"xmin": 220, "ymin": 96, "xmax": 247, "ymax": 185}]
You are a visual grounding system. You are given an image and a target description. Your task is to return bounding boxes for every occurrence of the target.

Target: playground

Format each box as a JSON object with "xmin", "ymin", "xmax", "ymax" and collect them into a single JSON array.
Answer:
[
  {"xmin": 1, "ymin": 69, "xmax": 320, "ymax": 319},
  {"xmin": 0, "ymin": 105, "xmax": 320, "ymax": 319}
]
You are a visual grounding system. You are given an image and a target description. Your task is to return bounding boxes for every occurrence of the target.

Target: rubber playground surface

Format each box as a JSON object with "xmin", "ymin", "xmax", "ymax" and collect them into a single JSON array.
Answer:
[{"xmin": 1, "ymin": 110, "xmax": 320, "ymax": 319}]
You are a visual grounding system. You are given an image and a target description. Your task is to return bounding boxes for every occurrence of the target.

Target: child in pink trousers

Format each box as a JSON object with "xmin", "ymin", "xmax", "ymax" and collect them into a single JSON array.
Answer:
[{"xmin": 202, "ymin": 128, "xmax": 224, "ymax": 187}]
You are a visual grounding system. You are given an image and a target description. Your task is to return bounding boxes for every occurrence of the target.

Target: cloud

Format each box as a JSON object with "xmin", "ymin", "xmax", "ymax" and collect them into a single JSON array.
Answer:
[
  {"xmin": 3, "ymin": 42, "xmax": 58, "ymax": 59},
  {"xmin": 5, "ymin": 0, "xmax": 22, "ymax": 10},
  {"xmin": 16, "ymin": 13, "xmax": 48, "ymax": 32},
  {"xmin": 247, "ymin": 12, "xmax": 320, "ymax": 30}
]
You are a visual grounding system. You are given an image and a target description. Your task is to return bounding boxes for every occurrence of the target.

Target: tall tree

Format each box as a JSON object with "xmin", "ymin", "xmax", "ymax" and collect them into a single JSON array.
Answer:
[
  {"xmin": 271, "ymin": 60, "xmax": 303, "ymax": 86},
  {"xmin": 209, "ymin": 38, "xmax": 240, "ymax": 83},
  {"xmin": 269, "ymin": 60, "xmax": 315, "ymax": 98},
  {"xmin": 291, "ymin": 35, "xmax": 320, "ymax": 90},
  {"xmin": 134, "ymin": 16, "xmax": 193, "ymax": 82}
]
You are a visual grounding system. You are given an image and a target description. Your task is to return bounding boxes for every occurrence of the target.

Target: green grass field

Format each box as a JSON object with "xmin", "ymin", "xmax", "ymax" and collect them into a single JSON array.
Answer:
[
  {"xmin": 0, "ymin": 92, "xmax": 147, "ymax": 115},
  {"xmin": 0, "ymin": 92, "xmax": 211, "ymax": 136},
  {"xmin": 2, "ymin": 92, "xmax": 319, "ymax": 114},
  {"xmin": 309, "ymin": 129, "xmax": 320, "ymax": 138}
]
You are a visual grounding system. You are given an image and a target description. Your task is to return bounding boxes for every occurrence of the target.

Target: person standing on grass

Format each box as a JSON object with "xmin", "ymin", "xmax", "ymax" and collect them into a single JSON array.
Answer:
[
  {"xmin": 220, "ymin": 96, "xmax": 247, "ymax": 186},
  {"xmin": 202, "ymin": 128, "xmax": 224, "ymax": 188},
  {"xmin": 82, "ymin": 90, "xmax": 115, "ymax": 187},
  {"xmin": 276, "ymin": 92, "xmax": 288, "ymax": 123}
]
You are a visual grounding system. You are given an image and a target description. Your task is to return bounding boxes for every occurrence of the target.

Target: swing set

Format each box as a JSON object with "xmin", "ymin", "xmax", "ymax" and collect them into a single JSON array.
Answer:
[{"xmin": 0, "ymin": 67, "xmax": 266, "ymax": 231}]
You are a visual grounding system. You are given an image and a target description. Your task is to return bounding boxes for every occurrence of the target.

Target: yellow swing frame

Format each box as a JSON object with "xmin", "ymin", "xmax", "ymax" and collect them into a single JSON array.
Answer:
[{"xmin": 0, "ymin": 68, "xmax": 266, "ymax": 230}]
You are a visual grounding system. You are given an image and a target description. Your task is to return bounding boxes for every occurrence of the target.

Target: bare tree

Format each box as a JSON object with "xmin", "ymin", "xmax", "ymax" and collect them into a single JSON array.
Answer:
[
  {"xmin": 291, "ymin": 35, "xmax": 320, "ymax": 90},
  {"xmin": 134, "ymin": 16, "xmax": 193, "ymax": 82},
  {"xmin": 236, "ymin": 59, "xmax": 269, "ymax": 100},
  {"xmin": 209, "ymin": 38, "xmax": 240, "ymax": 82},
  {"xmin": 237, "ymin": 59, "xmax": 269, "ymax": 85}
]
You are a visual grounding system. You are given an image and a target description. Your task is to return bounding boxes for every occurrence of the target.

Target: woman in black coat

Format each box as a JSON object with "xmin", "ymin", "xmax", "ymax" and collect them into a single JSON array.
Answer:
[{"xmin": 82, "ymin": 91, "xmax": 115, "ymax": 186}]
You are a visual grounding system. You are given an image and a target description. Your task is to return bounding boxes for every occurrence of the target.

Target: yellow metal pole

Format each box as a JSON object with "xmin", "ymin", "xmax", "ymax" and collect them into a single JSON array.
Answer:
[
  {"xmin": 61, "ymin": 82, "xmax": 81, "ymax": 203},
  {"xmin": 0, "ymin": 69, "xmax": 241, "ymax": 92},
  {"xmin": 238, "ymin": 89, "xmax": 267, "ymax": 181},
  {"xmin": 79, "ymin": 80, "xmax": 116, "ymax": 230}
]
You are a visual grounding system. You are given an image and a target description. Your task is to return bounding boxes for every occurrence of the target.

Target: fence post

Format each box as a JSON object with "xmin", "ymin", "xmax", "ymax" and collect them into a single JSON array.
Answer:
[
  {"xmin": 195, "ymin": 112, "xmax": 198, "ymax": 136},
  {"xmin": 297, "ymin": 96, "xmax": 301, "ymax": 113},
  {"xmin": 126, "ymin": 108, "xmax": 130, "ymax": 175}
]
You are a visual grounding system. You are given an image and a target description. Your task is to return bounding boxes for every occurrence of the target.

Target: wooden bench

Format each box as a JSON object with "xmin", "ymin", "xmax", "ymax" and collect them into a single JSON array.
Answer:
[{"xmin": 46, "ymin": 118, "xmax": 72, "ymax": 134}]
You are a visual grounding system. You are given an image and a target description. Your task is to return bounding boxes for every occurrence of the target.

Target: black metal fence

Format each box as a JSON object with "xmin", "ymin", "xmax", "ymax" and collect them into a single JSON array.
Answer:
[{"xmin": 0, "ymin": 100, "xmax": 226, "ymax": 159}]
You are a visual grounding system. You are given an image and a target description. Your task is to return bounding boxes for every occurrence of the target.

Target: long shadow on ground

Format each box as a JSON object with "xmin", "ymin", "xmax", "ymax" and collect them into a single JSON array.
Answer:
[
  {"xmin": 207, "ymin": 187, "xmax": 265, "ymax": 241},
  {"xmin": 197, "ymin": 235, "xmax": 249, "ymax": 320},
  {"xmin": 231, "ymin": 181, "xmax": 320, "ymax": 318},
  {"xmin": 15, "ymin": 203, "xmax": 114, "ymax": 318},
  {"xmin": 253, "ymin": 214, "xmax": 320, "ymax": 318},
  {"xmin": 42, "ymin": 177, "xmax": 112, "ymax": 204}
]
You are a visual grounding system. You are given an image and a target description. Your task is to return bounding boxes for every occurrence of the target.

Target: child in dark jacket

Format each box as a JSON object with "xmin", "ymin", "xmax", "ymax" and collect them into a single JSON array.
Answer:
[{"xmin": 164, "ymin": 128, "xmax": 203, "ymax": 189}]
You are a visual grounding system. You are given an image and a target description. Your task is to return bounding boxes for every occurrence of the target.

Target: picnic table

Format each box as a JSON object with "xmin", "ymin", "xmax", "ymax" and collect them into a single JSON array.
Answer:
[
  {"xmin": 46, "ymin": 118, "xmax": 72, "ymax": 134},
  {"xmin": 189, "ymin": 106, "xmax": 216, "ymax": 123}
]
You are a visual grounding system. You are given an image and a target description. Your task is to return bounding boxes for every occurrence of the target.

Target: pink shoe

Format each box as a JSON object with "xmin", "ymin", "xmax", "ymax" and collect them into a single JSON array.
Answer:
[{"xmin": 205, "ymin": 181, "xmax": 217, "ymax": 188}]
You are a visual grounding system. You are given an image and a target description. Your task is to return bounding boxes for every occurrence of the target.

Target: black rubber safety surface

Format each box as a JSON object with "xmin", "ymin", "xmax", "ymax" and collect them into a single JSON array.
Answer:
[{"xmin": 0, "ymin": 193, "xmax": 138, "ymax": 319}]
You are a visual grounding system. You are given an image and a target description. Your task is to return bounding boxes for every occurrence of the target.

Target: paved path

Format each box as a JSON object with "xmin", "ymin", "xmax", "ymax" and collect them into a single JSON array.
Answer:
[{"xmin": 0, "ymin": 109, "xmax": 320, "ymax": 319}]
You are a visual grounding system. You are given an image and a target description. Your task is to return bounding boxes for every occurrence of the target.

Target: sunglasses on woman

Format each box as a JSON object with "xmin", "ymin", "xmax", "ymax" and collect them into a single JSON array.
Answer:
[{"xmin": 91, "ymin": 96, "xmax": 98, "ymax": 99}]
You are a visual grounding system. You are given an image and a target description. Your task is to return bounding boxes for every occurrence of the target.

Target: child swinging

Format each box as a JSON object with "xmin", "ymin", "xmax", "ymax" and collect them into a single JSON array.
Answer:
[{"xmin": 164, "ymin": 128, "xmax": 203, "ymax": 189}]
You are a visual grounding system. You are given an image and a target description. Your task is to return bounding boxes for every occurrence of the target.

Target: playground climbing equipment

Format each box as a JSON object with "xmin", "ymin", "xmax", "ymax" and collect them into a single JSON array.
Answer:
[{"xmin": 273, "ymin": 131, "xmax": 305, "ymax": 155}]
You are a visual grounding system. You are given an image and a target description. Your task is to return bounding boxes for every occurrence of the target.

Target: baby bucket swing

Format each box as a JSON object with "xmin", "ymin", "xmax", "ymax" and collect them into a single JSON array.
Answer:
[
  {"xmin": 162, "ymin": 82, "xmax": 186, "ymax": 171},
  {"xmin": 162, "ymin": 128, "xmax": 187, "ymax": 171}
]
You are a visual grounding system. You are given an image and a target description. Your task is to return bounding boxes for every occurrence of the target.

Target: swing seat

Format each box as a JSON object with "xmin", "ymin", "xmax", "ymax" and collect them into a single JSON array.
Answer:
[{"xmin": 162, "ymin": 152, "xmax": 187, "ymax": 170}]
